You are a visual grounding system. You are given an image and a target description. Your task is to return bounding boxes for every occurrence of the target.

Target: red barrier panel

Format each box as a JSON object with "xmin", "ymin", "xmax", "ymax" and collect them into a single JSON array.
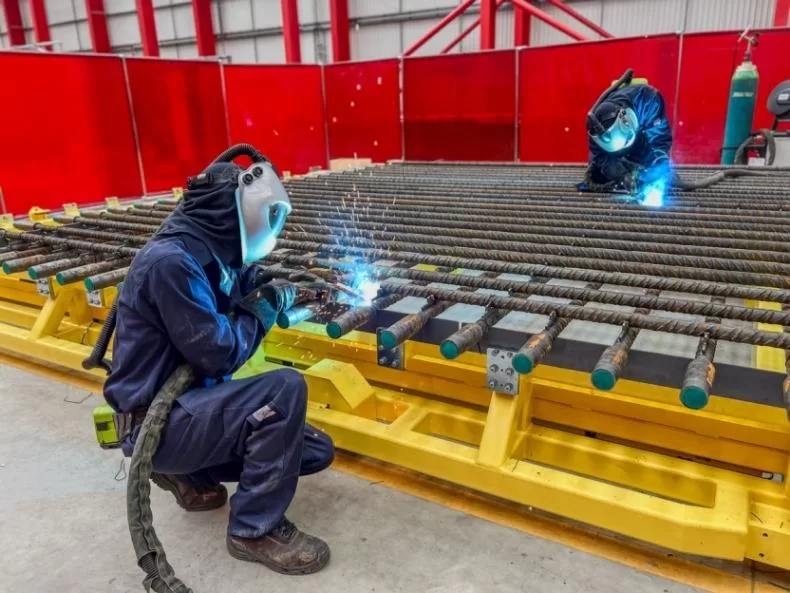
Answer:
[
  {"xmin": 0, "ymin": 52, "xmax": 141, "ymax": 213},
  {"xmin": 403, "ymin": 51, "xmax": 517, "ymax": 161},
  {"xmin": 674, "ymin": 29, "xmax": 790, "ymax": 164},
  {"xmin": 125, "ymin": 58, "xmax": 228, "ymax": 192},
  {"xmin": 518, "ymin": 35, "xmax": 680, "ymax": 163},
  {"xmin": 325, "ymin": 59, "xmax": 402, "ymax": 163},
  {"xmin": 224, "ymin": 64, "xmax": 327, "ymax": 175}
]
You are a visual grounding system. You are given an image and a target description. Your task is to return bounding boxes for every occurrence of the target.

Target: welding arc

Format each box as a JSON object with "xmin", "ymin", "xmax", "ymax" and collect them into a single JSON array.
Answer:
[
  {"xmin": 285, "ymin": 217, "xmax": 790, "ymax": 264},
  {"xmin": 376, "ymin": 282, "xmax": 790, "ymax": 349},
  {"xmin": 265, "ymin": 254, "xmax": 790, "ymax": 327},
  {"xmin": 281, "ymin": 232, "xmax": 790, "ymax": 288},
  {"xmin": 271, "ymin": 242, "xmax": 790, "ymax": 304}
]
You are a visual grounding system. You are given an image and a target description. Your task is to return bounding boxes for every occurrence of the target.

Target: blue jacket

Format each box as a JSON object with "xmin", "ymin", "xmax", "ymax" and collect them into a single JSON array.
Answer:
[
  {"xmin": 587, "ymin": 84, "xmax": 673, "ymax": 185},
  {"xmin": 104, "ymin": 166, "xmax": 273, "ymax": 413}
]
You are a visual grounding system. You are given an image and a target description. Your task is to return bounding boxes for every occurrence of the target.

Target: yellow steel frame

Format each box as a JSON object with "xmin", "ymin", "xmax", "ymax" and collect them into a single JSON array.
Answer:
[{"xmin": 1, "ymin": 241, "xmax": 790, "ymax": 568}]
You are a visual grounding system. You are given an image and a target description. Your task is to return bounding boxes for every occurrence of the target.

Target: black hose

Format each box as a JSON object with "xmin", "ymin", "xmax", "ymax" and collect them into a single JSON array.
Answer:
[
  {"xmin": 734, "ymin": 129, "xmax": 777, "ymax": 166},
  {"xmin": 587, "ymin": 68, "xmax": 634, "ymax": 135},
  {"xmin": 672, "ymin": 168, "xmax": 776, "ymax": 190},
  {"xmin": 82, "ymin": 296, "xmax": 118, "ymax": 374},
  {"xmin": 210, "ymin": 143, "xmax": 269, "ymax": 165}
]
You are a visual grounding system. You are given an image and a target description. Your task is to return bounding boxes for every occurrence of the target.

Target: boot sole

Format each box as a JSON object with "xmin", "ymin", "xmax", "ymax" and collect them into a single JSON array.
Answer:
[
  {"xmin": 227, "ymin": 539, "xmax": 330, "ymax": 575},
  {"xmin": 150, "ymin": 474, "xmax": 227, "ymax": 512}
]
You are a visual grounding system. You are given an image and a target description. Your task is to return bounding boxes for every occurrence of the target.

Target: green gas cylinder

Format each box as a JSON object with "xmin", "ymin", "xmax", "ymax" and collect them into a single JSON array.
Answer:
[{"xmin": 721, "ymin": 55, "xmax": 759, "ymax": 164}]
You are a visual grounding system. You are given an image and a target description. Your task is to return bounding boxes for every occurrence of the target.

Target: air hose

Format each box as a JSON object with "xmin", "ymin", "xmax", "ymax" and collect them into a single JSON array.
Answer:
[
  {"xmin": 81, "ymin": 144, "xmax": 272, "ymax": 592},
  {"xmin": 734, "ymin": 129, "xmax": 777, "ymax": 166},
  {"xmin": 671, "ymin": 167, "xmax": 776, "ymax": 190},
  {"xmin": 587, "ymin": 68, "xmax": 634, "ymax": 135}
]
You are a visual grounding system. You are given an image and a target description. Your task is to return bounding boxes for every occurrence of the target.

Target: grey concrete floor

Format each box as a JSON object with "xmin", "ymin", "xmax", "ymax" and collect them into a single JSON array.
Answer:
[{"xmin": 0, "ymin": 362, "xmax": 705, "ymax": 593}]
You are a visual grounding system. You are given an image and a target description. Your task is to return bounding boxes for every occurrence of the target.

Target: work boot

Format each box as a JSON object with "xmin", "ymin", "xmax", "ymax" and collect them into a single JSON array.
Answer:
[
  {"xmin": 227, "ymin": 517, "xmax": 331, "ymax": 575},
  {"xmin": 150, "ymin": 472, "xmax": 227, "ymax": 512}
]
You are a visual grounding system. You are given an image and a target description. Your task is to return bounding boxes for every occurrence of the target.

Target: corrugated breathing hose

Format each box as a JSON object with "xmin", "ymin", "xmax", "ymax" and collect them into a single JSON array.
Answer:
[
  {"xmin": 734, "ymin": 129, "xmax": 777, "ymax": 166},
  {"xmin": 671, "ymin": 167, "xmax": 777, "ymax": 190}
]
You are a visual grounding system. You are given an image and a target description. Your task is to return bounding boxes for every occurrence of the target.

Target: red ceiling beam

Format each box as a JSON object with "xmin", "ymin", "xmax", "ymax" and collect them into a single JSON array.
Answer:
[
  {"xmin": 480, "ymin": 0, "xmax": 496, "ymax": 50},
  {"xmin": 403, "ymin": 0, "xmax": 476, "ymax": 57},
  {"xmin": 29, "ymin": 0, "xmax": 51, "ymax": 48},
  {"xmin": 1, "ymin": 0, "xmax": 26, "ymax": 46},
  {"xmin": 135, "ymin": 0, "xmax": 159, "ymax": 57},
  {"xmin": 514, "ymin": 2, "xmax": 531, "ymax": 46},
  {"xmin": 281, "ymin": 0, "xmax": 301, "ymax": 63},
  {"xmin": 543, "ymin": 0, "xmax": 613, "ymax": 38},
  {"xmin": 508, "ymin": 0, "xmax": 588, "ymax": 42},
  {"xmin": 192, "ymin": 0, "xmax": 215, "ymax": 56},
  {"xmin": 85, "ymin": 0, "xmax": 111, "ymax": 53},
  {"xmin": 329, "ymin": 0, "xmax": 350, "ymax": 62},
  {"xmin": 775, "ymin": 0, "xmax": 790, "ymax": 27},
  {"xmin": 440, "ymin": 0, "xmax": 506, "ymax": 54}
]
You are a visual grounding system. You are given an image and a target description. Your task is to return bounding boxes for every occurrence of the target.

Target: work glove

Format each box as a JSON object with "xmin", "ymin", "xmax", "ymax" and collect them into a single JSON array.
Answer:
[{"xmin": 239, "ymin": 279, "xmax": 298, "ymax": 331}]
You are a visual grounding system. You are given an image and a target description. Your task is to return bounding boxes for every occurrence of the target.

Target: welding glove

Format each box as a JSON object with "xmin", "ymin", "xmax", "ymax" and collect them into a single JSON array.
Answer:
[{"xmin": 240, "ymin": 279, "xmax": 298, "ymax": 330}]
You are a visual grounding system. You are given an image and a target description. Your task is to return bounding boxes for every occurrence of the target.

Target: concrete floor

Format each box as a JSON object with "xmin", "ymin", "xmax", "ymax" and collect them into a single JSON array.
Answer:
[{"xmin": 0, "ymin": 362, "xmax": 705, "ymax": 593}]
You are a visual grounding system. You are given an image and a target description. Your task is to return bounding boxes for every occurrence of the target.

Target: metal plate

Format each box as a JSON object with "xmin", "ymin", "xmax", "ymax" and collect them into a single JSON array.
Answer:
[
  {"xmin": 486, "ymin": 348, "xmax": 518, "ymax": 395},
  {"xmin": 35, "ymin": 278, "xmax": 51, "ymax": 298},
  {"xmin": 87, "ymin": 290, "xmax": 103, "ymax": 308}
]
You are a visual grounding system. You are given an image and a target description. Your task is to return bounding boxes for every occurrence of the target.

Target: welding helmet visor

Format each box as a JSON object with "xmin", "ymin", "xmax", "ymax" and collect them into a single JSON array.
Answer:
[
  {"xmin": 235, "ymin": 161, "xmax": 292, "ymax": 264},
  {"xmin": 590, "ymin": 106, "xmax": 640, "ymax": 153}
]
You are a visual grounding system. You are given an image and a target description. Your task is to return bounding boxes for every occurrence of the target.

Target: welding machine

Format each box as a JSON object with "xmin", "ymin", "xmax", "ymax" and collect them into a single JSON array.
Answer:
[{"xmin": 735, "ymin": 80, "xmax": 790, "ymax": 166}]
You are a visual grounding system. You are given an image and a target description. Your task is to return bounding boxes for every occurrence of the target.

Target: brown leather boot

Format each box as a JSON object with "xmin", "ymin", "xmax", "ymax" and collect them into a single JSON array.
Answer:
[
  {"xmin": 227, "ymin": 517, "xmax": 330, "ymax": 575},
  {"xmin": 150, "ymin": 472, "xmax": 227, "ymax": 512}
]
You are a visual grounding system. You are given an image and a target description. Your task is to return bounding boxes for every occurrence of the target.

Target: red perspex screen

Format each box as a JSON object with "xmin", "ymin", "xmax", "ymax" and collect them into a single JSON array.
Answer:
[
  {"xmin": 518, "ymin": 35, "xmax": 681, "ymax": 163},
  {"xmin": 325, "ymin": 59, "xmax": 402, "ymax": 163},
  {"xmin": 224, "ymin": 64, "xmax": 327, "ymax": 175},
  {"xmin": 0, "ymin": 52, "xmax": 141, "ymax": 213},
  {"xmin": 673, "ymin": 29, "xmax": 790, "ymax": 164},
  {"xmin": 403, "ymin": 51, "xmax": 517, "ymax": 161},
  {"xmin": 125, "ymin": 58, "xmax": 228, "ymax": 192}
]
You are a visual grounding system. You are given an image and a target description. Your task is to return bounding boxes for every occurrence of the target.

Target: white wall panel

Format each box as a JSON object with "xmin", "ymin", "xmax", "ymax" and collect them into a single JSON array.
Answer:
[
  {"xmin": 255, "ymin": 34, "xmax": 285, "ymax": 63},
  {"xmin": 251, "ymin": 0, "xmax": 282, "ymax": 29},
  {"xmin": 495, "ymin": 7, "xmax": 513, "ymax": 49},
  {"xmin": 352, "ymin": 22, "xmax": 401, "ymax": 60},
  {"xmin": 298, "ymin": 0, "xmax": 318, "ymax": 24},
  {"xmin": 402, "ymin": 0, "xmax": 459, "ymax": 11},
  {"xmin": 350, "ymin": 0, "xmax": 401, "ymax": 19},
  {"xmin": 172, "ymin": 4, "xmax": 196, "ymax": 38},
  {"xmin": 46, "ymin": 0, "xmax": 79, "ymax": 24},
  {"xmin": 155, "ymin": 8, "xmax": 177, "ymax": 41},
  {"xmin": 685, "ymin": 0, "xmax": 775, "ymax": 32},
  {"xmin": 51, "ymin": 23, "xmax": 82, "ymax": 51},
  {"xmin": 176, "ymin": 43, "xmax": 198, "ymax": 58},
  {"xmin": 402, "ymin": 16, "xmax": 463, "ymax": 56},
  {"xmin": 77, "ymin": 21, "xmax": 92, "ymax": 50},
  {"xmin": 108, "ymin": 13, "xmax": 141, "ymax": 47},
  {"xmin": 602, "ymin": 0, "xmax": 684, "ymax": 35},
  {"xmin": 459, "ymin": 12, "xmax": 479, "ymax": 53},
  {"xmin": 222, "ymin": 37, "xmax": 258, "ymax": 62},
  {"xmin": 105, "ymin": 0, "xmax": 137, "ymax": 15}
]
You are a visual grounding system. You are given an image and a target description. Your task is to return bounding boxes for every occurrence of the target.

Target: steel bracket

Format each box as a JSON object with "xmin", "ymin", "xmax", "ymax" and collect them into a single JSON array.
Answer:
[
  {"xmin": 377, "ymin": 327, "xmax": 404, "ymax": 370},
  {"xmin": 487, "ymin": 347, "xmax": 518, "ymax": 395}
]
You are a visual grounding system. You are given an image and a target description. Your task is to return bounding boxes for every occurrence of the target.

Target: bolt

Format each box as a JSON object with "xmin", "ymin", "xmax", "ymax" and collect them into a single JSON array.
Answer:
[
  {"xmin": 489, "ymin": 364, "xmax": 499, "ymax": 373},
  {"xmin": 252, "ymin": 166, "xmax": 263, "ymax": 177},
  {"xmin": 507, "ymin": 384, "xmax": 514, "ymax": 392},
  {"xmin": 243, "ymin": 173, "xmax": 254, "ymax": 185},
  {"xmin": 506, "ymin": 351, "xmax": 513, "ymax": 358},
  {"xmin": 379, "ymin": 357, "xmax": 387, "ymax": 365},
  {"xmin": 391, "ymin": 361, "xmax": 399, "ymax": 368},
  {"xmin": 505, "ymin": 368, "xmax": 513, "ymax": 376},
  {"xmin": 488, "ymin": 380, "xmax": 496, "ymax": 389},
  {"xmin": 492, "ymin": 349, "xmax": 500, "ymax": 356}
]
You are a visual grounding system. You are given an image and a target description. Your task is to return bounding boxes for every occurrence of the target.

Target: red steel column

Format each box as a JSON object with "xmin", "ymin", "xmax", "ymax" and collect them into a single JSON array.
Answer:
[
  {"xmin": 329, "ymin": 0, "xmax": 350, "ymax": 62},
  {"xmin": 29, "ymin": 0, "xmax": 51, "ymax": 48},
  {"xmin": 480, "ymin": 0, "xmax": 496, "ymax": 50},
  {"xmin": 514, "ymin": 3, "xmax": 531, "ymax": 47},
  {"xmin": 192, "ymin": 0, "xmax": 215, "ymax": 56},
  {"xmin": 136, "ymin": 0, "xmax": 159, "ymax": 57},
  {"xmin": 281, "ymin": 0, "xmax": 301, "ymax": 63},
  {"xmin": 85, "ymin": 0, "xmax": 111, "ymax": 52},
  {"xmin": 1, "ymin": 0, "xmax": 25, "ymax": 46},
  {"xmin": 775, "ymin": 0, "xmax": 790, "ymax": 26}
]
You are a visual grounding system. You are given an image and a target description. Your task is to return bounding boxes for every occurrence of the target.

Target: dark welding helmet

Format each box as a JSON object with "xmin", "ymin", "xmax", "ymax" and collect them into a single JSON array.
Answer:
[
  {"xmin": 588, "ymin": 102, "xmax": 640, "ymax": 153},
  {"xmin": 235, "ymin": 161, "xmax": 292, "ymax": 264}
]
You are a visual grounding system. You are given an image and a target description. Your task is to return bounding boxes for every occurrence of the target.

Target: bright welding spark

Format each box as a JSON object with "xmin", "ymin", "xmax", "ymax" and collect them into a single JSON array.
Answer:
[{"xmin": 639, "ymin": 178, "xmax": 667, "ymax": 208}]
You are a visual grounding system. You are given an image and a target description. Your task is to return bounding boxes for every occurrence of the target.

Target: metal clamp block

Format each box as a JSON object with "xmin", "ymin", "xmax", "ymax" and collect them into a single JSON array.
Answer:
[
  {"xmin": 487, "ymin": 348, "xmax": 518, "ymax": 395},
  {"xmin": 377, "ymin": 328, "xmax": 403, "ymax": 370},
  {"xmin": 36, "ymin": 277, "xmax": 52, "ymax": 299}
]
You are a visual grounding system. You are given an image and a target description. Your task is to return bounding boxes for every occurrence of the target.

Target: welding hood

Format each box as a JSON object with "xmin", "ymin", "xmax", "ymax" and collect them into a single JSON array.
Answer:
[{"xmin": 235, "ymin": 160, "xmax": 291, "ymax": 264}]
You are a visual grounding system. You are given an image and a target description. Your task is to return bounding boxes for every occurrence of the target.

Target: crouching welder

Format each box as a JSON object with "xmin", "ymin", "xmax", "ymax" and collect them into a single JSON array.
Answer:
[
  {"xmin": 581, "ymin": 69, "xmax": 673, "ymax": 195},
  {"xmin": 104, "ymin": 146, "xmax": 334, "ymax": 576}
]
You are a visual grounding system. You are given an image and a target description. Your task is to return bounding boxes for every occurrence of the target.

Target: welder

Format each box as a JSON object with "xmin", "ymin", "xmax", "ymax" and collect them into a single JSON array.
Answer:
[
  {"xmin": 583, "ymin": 69, "xmax": 673, "ymax": 195},
  {"xmin": 103, "ymin": 156, "xmax": 333, "ymax": 575}
]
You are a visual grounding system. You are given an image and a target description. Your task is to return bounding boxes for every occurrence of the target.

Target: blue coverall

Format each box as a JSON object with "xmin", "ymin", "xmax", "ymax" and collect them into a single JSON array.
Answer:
[
  {"xmin": 104, "ymin": 174, "xmax": 334, "ymax": 539},
  {"xmin": 587, "ymin": 84, "xmax": 673, "ymax": 186}
]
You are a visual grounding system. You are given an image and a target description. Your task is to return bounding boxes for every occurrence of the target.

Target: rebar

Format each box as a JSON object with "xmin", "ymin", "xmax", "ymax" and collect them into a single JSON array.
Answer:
[
  {"xmin": 3, "ymin": 250, "xmax": 78, "ymax": 275},
  {"xmin": 28, "ymin": 254, "xmax": 99, "ymax": 280},
  {"xmin": 85, "ymin": 267, "xmax": 131, "ymax": 291},
  {"xmin": 680, "ymin": 335, "xmax": 718, "ymax": 409},
  {"xmin": 56, "ymin": 258, "xmax": 131, "ymax": 286},
  {"xmin": 326, "ymin": 294, "xmax": 403, "ymax": 339},
  {"xmin": 512, "ymin": 315, "xmax": 570, "ymax": 374},
  {"xmin": 439, "ymin": 308, "xmax": 508, "ymax": 360},
  {"xmin": 379, "ymin": 300, "xmax": 454, "ymax": 350}
]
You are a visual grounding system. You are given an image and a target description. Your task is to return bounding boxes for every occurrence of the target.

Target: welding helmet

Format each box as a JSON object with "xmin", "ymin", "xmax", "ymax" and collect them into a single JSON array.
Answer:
[
  {"xmin": 235, "ymin": 161, "xmax": 292, "ymax": 264},
  {"xmin": 588, "ymin": 101, "xmax": 640, "ymax": 153}
]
